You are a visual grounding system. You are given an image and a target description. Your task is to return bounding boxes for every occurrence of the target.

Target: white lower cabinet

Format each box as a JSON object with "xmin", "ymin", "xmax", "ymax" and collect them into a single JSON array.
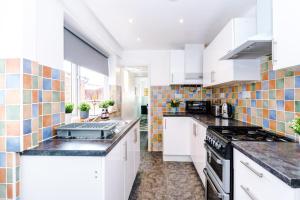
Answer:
[
  {"xmin": 21, "ymin": 122, "xmax": 140, "ymax": 200},
  {"xmin": 234, "ymin": 149, "xmax": 300, "ymax": 200}
]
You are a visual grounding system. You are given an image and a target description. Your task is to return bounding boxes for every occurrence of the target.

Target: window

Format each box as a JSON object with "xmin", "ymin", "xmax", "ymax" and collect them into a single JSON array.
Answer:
[{"xmin": 63, "ymin": 60, "xmax": 109, "ymax": 116}]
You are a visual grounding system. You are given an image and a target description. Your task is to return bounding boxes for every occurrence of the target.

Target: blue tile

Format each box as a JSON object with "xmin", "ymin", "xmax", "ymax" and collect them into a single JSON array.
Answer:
[
  {"xmin": 0, "ymin": 152, "xmax": 6, "ymax": 167},
  {"xmin": 277, "ymin": 100, "xmax": 284, "ymax": 111},
  {"xmin": 23, "ymin": 119, "xmax": 32, "ymax": 135},
  {"xmin": 251, "ymin": 100, "xmax": 256, "ymax": 107},
  {"xmin": 247, "ymin": 108, "xmax": 251, "ymax": 115},
  {"xmin": 269, "ymin": 110, "xmax": 276, "ymax": 120},
  {"xmin": 60, "ymin": 102, "xmax": 65, "ymax": 113},
  {"xmin": 6, "ymin": 74, "xmax": 20, "ymax": 88},
  {"xmin": 32, "ymin": 104, "xmax": 38, "ymax": 118},
  {"xmin": 295, "ymin": 76, "xmax": 300, "ymax": 88},
  {"xmin": 39, "ymin": 90, "xmax": 43, "ymax": 102},
  {"xmin": 263, "ymin": 119, "xmax": 269, "ymax": 128},
  {"xmin": 52, "ymin": 114, "xmax": 60, "ymax": 125},
  {"xmin": 43, "ymin": 78, "xmax": 52, "ymax": 90},
  {"xmin": 0, "ymin": 90, "xmax": 4, "ymax": 105},
  {"xmin": 43, "ymin": 127, "xmax": 52, "ymax": 140},
  {"xmin": 52, "ymin": 69, "xmax": 60, "ymax": 80},
  {"xmin": 23, "ymin": 58, "xmax": 32, "ymax": 74},
  {"xmin": 262, "ymin": 81, "xmax": 269, "ymax": 90},
  {"xmin": 242, "ymin": 84, "xmax": 246, "ymax": 91},
  {"xmin": 6, "ymin": 137, "xmax": 20, "ymax": 152},
  {"xmin": 256, "ymin": 91, "xmax": 262, "ymax": 99},
  {"xmin": 285, "ymin": 89, "xmax": 294, "ymax": 100},
  {"xmin": 269, "ymin": 71, "xmax": 276, "ymax": 80}
]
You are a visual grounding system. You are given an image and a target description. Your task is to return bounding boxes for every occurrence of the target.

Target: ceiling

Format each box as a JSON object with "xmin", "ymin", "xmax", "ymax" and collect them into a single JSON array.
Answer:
[{"xmin": 83, "ymin": 0, "xmax": 256, "ymax": 50}]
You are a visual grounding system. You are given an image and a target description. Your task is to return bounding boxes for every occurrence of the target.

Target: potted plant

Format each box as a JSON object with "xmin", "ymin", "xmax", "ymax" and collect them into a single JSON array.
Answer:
[
  {"xmin": 65, "ymin": 103, "xmax": 74, "ymax": 124},
  {"xmin": 107, "ymin": 99, "xmax": 115, "ymax": 113},
  {"xmin": 168, "ymin": 99, "xmax": 182, "ymax": 113},
  {"xmin": 99, "ymin": 100, "xmax": 110, "ymax": 119},
  {"xmin": 78, "ymin": 102, "xmax": 91, "ymax": 119},
  {"xmin": 290, "ymin": 118, "xmax": 300, "ymax": 135}
]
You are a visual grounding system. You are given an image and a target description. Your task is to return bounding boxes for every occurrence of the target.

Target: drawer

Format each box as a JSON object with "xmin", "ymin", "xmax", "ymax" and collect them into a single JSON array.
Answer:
[{"xmin": 234, "ymin": 149, "xmax": 296, "ymax": 200}]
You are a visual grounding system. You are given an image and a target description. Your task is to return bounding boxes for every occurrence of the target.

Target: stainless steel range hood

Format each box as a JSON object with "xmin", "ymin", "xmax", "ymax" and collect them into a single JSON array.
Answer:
[{"xmin": 221, "ymin": 0, "xmax": 272, "ymax": 60}]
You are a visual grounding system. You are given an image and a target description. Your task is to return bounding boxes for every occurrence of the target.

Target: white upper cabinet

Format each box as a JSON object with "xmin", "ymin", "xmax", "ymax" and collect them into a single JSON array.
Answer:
[
  {"xmin": 203, "ymin": 18, "xmax": 261, "ymax": 87},
  {"xmin": 272, "ymin": 0, "xmax": 300, "ymax": 70},
  {"xmin": 170, "ymin": 50, "xmax": 185, "ymax": 84},
  {"xmin": 184, "ymin": 44, "xmax": 204, "ymax": 84}
]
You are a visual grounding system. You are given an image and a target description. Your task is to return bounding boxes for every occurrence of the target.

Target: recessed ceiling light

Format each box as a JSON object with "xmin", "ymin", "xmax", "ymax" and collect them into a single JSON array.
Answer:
[
  {"xmin": 179, "ymin": 18, "xmax": 184, "ymax": 24},
  {"xmin": 128, "ymin": 18, "xmax": 134, "ymax": 24},
  {"xmin": 137, "ymin": 37, "xmax": 141, "ymax": 42}
]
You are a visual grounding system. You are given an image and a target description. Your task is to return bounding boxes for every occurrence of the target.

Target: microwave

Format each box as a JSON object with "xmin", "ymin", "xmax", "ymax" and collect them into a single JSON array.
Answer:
[{"xmin": 185, "ymin": 101, "xmax": 210, "ymax": 114}]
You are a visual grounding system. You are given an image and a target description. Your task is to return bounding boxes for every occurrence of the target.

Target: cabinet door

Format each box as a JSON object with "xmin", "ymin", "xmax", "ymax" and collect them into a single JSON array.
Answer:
[
  {"xmin": 273, "ymin": 0, "xmax": 300, "ymax": 70},
  {"xmin": 190, "ymin": 122, "xmax": 197, "ymax": 163},
  {"xmin": 203, "ymin": 46, "xmax": 213, "ymax": 86},
  {"xmin": 170, "ymin": 50, "xmax": 185, "ymax": 84},
  {"xmin": 196, "ymin": 124, "xmax": 207, "ymax": 184},
  {"xmin": 124, "ymin": 131, "xmax": 135, "ymax": 200},
  {"xmin": 163, "ymin": 117, "xmax": 190, "ymax": 156}
]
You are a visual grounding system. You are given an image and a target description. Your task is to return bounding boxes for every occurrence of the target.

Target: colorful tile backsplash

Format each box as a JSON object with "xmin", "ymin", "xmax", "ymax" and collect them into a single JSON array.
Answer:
[{"xmin": 0, "ymin": 58, "xmax": 65, "ymax": 199}]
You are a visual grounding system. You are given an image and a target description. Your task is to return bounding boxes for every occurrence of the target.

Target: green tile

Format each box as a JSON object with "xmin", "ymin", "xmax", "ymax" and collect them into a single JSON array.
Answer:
[
  {"xmin": 16, "ymin": 166, "xmax": 20, "ymax": 181},
  {"xmin": 256, "ymin": 109, "xmax": 262, "ymax": 117},
  {"xmin": 251, "ymin": 83, "xmax": 256, "ymax": 91},
  {"xmin": 6, "ymin": 105, "xmax": 20, "ymax": 120},
  {"xmin": 261, "ymin": 62, "xmax": 268, "ymax": 72},
  {"xmin": 277, "ymin": 122, "xmax": 285, "ymax": 132},
  {"xmin": 276, "ymin": 78, "xmax": 284, "ymax": 89},
  {"xmin": 296, "ymin": 101, "xmax": 300, "ymax": 112},
  {"xmin": 43, "ymin": 103, "xmax": 52, "ymax": 115},
  {"xmin": 32, "ymin": 133, "xmax": 38, "ymax": 147},
  {"xmin": 269, "ymin": 90, "xmax": 276, "ymax": 99},
  {"xmin": 0, "ymin": 59, "xmax": 5, "ymax": 73},
  {"xmin": 7, "ymin": 168, "xmax": 13, "ymax": 183},
  {"xmin": 285, "ymin": 70, "xmax": 294, "ymax": 77},
  {"xmin": 0, "ymin": 184, "xmax": 6, "ymax": 198},
  {"xmin": 23, "ymin": 90, "xmax": 31, "ymax": 104},
  {"xmin": 0, "ymin": 121, "xmax": 4, "ymax": 136},
  {"xmin": 52, "ymin": 91, "xmax": 60, "ymax": 102},
  {"xmin": 39, "ymin": 117, "xmax": 42, "ymax": 128},
  {"xmin": 38, "ymin": 64, "xmax": 43, "ymax": 76},
  {"xmin": 285, "ymin": 112, "xmax": 295, "ymax": 122},
  {"xmin": 61, "ymin": 81, "xmax": 65, "ymax": 91},
  {"xmin": 263, "ymin": 100, "xmax": 269, "ymax": 108},
  {"xmin": 32, "ymin": 75, "xmax": 39, "ymax": 89}
]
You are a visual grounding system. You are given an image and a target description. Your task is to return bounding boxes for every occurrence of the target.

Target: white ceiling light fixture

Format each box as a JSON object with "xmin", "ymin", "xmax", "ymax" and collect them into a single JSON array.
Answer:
[
  {"xmin": 179, "ymin": 18, "xmax": 184, "ymax": 24},
  {"xmin": 137, "ymin": 37, "xmax": 141, "ymax": 42},
  {"xmin": 128, "ymin": 18, "xmax": 134, "ymax": 24}
]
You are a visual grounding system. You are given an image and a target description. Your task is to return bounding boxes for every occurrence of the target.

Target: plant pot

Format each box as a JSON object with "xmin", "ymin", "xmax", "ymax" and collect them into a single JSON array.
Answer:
[
  {"xmin": 65, "ymin": 113, "xmax": 72, "ymax": 124},
  {"xmin": 171, "ymin": 107, "xmax": 179, "ymax": 113},
  {"xmin": 80, "ymin": 110, "xmax": 89, "ymax": 119}
]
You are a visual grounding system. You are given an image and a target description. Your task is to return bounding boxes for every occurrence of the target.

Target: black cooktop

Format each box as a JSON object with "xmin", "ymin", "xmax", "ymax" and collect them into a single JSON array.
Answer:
[{"xmin": 210, "ymin": 127, "xmax": 295, "ymax": 143}]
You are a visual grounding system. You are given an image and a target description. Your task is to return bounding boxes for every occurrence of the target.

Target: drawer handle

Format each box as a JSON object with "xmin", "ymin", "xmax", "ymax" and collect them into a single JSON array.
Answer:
[
  {"xmin": 240, "ymin": 185, "xmax": 259, "ymax": 200},
  {"xmin": 240, "ymin": 161, "xmax": 263, "ymax": 178},
  {"xmin": 203, "ymin": 168, "xmax": 223, "ymax": 199}
]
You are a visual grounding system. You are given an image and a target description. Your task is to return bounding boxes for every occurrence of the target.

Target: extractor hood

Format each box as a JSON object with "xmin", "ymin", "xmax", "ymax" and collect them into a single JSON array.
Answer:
[{"xmin": 221, "ymin": 0, "xmax": 272, "ymax": 60}]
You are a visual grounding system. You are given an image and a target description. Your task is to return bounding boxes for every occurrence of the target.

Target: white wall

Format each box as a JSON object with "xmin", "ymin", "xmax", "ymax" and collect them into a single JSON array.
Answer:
[
  {"xmin": 135, "ymin": 77, "xmax": 149, "ymax": 116},
  {"xmin": 121, "ymin": 50, "xmax": 170, "ymax": 86}
]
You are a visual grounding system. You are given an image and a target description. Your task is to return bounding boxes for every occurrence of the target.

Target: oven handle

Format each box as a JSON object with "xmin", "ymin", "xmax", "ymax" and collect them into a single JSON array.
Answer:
[
  {"xmin": 204, "ymin": 143, "xmax": 223, "ymax": 165},
  {"xmin": 203, "ymin": 168, "xmax": 223, "ymax": 199}
]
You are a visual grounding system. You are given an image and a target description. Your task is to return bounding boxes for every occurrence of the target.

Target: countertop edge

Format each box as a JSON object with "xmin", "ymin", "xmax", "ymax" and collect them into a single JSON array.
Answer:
[{"xmin": 232, "ymin": 143, "xmax": 300, "ymax": 188}]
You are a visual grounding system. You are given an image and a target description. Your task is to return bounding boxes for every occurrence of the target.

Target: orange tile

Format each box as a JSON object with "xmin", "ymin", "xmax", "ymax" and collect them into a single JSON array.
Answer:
[
  {"xmin": 255, "ymin": 82, "xmax": 262, "ymax": 90},
  {"xmin": 277, "ymin": 111, "xmax": 285, "ymax": 121},
  {"xmin": 6, "ymin": 90, "xmax": 20, "ymax": 104},
  {"xmin": 269, "ymin": 100, "xmax": 276, "ymax": 109},
  {"xmin": 247, "ymin": 115, "xmax": 251, "ymax": 123},
  {"xmin": 23, "ymin": 134, "xmax": 32, "ymax": 150},
  {"xmin": 295, "ymin": 89, "xmax": 300, "ymax": 100},
  {"xmin": 43, "ymin": 91, "xmax": 52, "ymax": 102},
  {"xmin": 256, "ymin": 100, "xmax": 262, "ymax": 108},
  {"xmin": 16, "ymin": 181, "xmax": 20, "ymax": 197},
  {"xmin": 0, "ymin": 168, "xmax": 6, "ymax": 183},
  {"xmin": 32, "ymin": 118, "xmax": 38, "ymax": 132},
  {"xmin": 7, "ymin": 184, "xmax": 13, "ymax": 199},
  {"xmin": 43, "ymin": 115, "xmax": 52, "ymax": 127},
  {"xmin": 38, "ymin": 129, "xmax": 42, "ymax": 142},
  {"xmin": 6, "ymin": 153, "xmax": 13, "ymax": 167},
  {"xmin": 263, "ymin": 91, "xmax": 268, "ymax": 99},
  {"xmin": 6, "ymin": 121, "xmax": 20, "ymax": 136},
  {"xmin": 276, "ymin": 70, "xmax": 285, "ymax": 79},
  {"xmin": 269, "ymin": 80, "xmax": 275, "ymax": 89},
  {"xmin": 246, "ymin": 84, "xmax": 251, "ymax": 91},
  {"xmin": 23, "ymin": 105, "xmax": 31, "ymax": 119},
  {"xmin": 262, "ymin": 72, "xmax": 269, "ymax": 80},
  {"xmin": 39, "ymin": 103, "xmax": 43, "ymax": 116},
  {"xmin": 251, "ymin": 92, "xmax": 256, "ymax": 99},
  {"xmin": 32, "ymin": 90, "xmax": 38, "ymax": 103},
  {"xmin": 6, "ymin": 58, "xmax": 20, "ymax": 73},
  {"xmin": 269, "ymin": 120, "xmax": 276, "ymax": 131},
  {"xmin": 276, "ymin": 89, "xmax": 284, "ymax": 100},
  {"xmin": 0, "ymin": 137, "xmax": 5, "ymax": 151},
  {"xmin": 60, "ymin": 92, "xmax": 65, "ymax": 101},
  {"xmin": 295, "ymin": 71, "xmax": 300, "ymax": 76},
  {"xmin": 23, "ymin": 74, "xmax": 32, "ymax": 89},
  {"xmin": 242, "ymin": 107, "xmax": 246, "ymax": 114},
  {"xmin": 43, "ymin": 66, "xmax": 52, "ymax": 78},
  {"xmin": 263, "ymin": 109, "xmax": 269, "ymax": 118},
  {"xmin": 52, "ymin": 80, "xmax": 60, "ymax": 91},
  {"xmin": 285, "ymin": 101, "xmax": 294, "ymax": 112}
]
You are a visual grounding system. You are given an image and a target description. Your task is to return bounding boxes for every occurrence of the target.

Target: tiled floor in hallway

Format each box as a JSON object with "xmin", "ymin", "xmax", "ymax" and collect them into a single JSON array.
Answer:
[{"xmin": 129, "ymin": 131, "xmax": 205, "ymax": 200}]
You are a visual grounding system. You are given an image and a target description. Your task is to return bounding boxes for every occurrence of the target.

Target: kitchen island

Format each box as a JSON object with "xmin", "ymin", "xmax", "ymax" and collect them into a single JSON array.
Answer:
[{"xmin": 20, "ymin": 118, "xmax": 141, "ymax": 200}]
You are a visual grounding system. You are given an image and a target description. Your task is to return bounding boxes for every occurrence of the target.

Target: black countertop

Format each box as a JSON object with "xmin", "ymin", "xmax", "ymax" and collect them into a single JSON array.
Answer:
[
  {"xmin": 163, "ymin": 112, "xmax": 260, "ymax": 128},
  {"xmin": 21, "ymin": 117, "xmax": 141, "ymax": 157},
  {"xmin": 233, "ymin": 142, "xmax": 300, "ymax": 188}
]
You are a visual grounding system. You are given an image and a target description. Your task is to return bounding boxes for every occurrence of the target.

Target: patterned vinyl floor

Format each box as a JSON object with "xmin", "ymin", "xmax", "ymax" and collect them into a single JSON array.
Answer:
[{"xmin": 129, "ymin": 127, "xmax": 205, "ymax": 200}]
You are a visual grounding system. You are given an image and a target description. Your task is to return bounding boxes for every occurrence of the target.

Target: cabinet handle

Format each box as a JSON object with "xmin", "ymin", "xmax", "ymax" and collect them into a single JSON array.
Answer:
[
  {"xmin": 240, "ymin": 161, "xmax": 263, "ymax": 178},
  {"xmin": 203, "ymin": 168, "xmax": 223, "ymax": 198},
  {"xmin": 240, "ymin": 185, "xmax": 259, "ymax": 200},
  {"xmin": 124, "ymin": 141, "xmax": 127, "ymax": 161}
]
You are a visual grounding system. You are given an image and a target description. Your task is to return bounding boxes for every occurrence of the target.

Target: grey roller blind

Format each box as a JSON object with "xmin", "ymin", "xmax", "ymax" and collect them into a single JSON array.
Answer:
[{"xmin": 64, "ymin": 28, "xmax": 108, "ymax": 75}]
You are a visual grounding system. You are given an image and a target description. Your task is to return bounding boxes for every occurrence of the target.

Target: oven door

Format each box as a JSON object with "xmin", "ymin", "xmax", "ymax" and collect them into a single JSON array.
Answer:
[
  {"xmin": 205, "ymin": 143, "xmax": 230, "ymax": 193},
  {"xmin": 204, "ymin": 168, "xmax": 229, "ymax": 200}
]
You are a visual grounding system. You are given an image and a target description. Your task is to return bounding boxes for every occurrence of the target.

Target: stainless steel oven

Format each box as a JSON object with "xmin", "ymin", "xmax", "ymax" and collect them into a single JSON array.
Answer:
[
  {"xmin": 204, "ymin": 143, "xmax": 230, "ymax": 193},
  {"xmin": 203, "ymin": 168, "xmax": 229, "ymax": 200}
]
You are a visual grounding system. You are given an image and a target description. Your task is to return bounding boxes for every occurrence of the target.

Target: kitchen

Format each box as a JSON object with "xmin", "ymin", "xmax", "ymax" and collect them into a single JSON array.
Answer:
[{"xmin": 0, "ymin": 0, "xmax": 300, "ymax": 200}]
